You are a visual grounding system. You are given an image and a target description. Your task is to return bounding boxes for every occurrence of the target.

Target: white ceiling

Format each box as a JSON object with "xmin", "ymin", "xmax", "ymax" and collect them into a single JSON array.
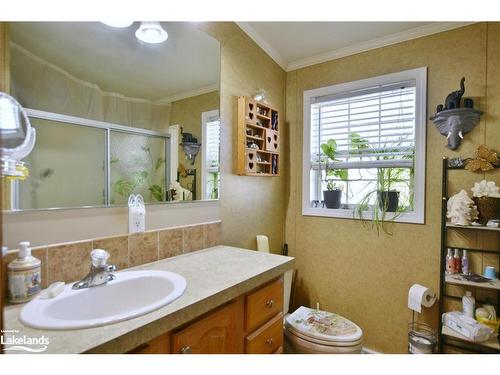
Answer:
[
  {"xmin": 10, "ymin": 22, "xmax": 220, "ymax": 102},
  {"xmin": 237, "ymin": 22, "xmax": 474, "ymax": 71}
]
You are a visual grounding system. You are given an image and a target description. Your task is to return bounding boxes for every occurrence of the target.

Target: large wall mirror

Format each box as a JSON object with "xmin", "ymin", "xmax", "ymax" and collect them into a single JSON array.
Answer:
[{"xmin": 6, "ymin": 22, "xmax": 220, "ymax": 210}]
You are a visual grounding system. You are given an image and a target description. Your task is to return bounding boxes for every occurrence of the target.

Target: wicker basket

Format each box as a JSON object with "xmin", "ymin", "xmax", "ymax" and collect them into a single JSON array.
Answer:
[{"xmin": 473, "ymin": 196, "xmax": 500, "ymax": 225}]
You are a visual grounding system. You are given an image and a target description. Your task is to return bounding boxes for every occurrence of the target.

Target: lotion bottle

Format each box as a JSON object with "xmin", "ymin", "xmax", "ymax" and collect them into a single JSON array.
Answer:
[
  {"xmin": 462, "ymin": 291, "xmax": 475, "ymax": 318},
  {"xmin": 445, "ymin": 248, "xmax": 454, "ymax": 274},
  {"xmin": 7, "ymin": 241, "xmax": 41, "ymax": 303},
  {"xmin": 453, "ymin": 249, "xmax": 461, "ymax": 274},
  {"xmin": 461, "ymin": 249, "xmax": 469, "ymax": 275}
]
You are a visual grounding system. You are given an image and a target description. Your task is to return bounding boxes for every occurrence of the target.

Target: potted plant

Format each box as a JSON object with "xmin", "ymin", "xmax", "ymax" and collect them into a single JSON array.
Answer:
[
  {"xmin": 320, "ymin": 139, "xmax": 348, "ymax": 209},
  {"xmin": 354, "ymin": 168, "xmax": 410, "ymax": 234},
  {"xmin": 351, "ymin": 134, "xmax": 413, "ymax": 234}
]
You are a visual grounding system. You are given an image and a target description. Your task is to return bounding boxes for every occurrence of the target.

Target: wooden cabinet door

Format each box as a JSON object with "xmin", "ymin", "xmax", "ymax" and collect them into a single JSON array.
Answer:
[
  {"xmin": 127, "ymin": 333, "xmax": 170, "ymax": 354},
  {"xmin": 171, "ymin": 299, "xmax": 243, "ymax": 354}
]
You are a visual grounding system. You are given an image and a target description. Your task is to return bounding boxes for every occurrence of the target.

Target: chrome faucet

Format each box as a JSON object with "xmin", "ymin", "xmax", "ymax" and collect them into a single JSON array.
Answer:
[{"xmin": 72, "ymin": 249, "xmax": 116, "ymax": 290}]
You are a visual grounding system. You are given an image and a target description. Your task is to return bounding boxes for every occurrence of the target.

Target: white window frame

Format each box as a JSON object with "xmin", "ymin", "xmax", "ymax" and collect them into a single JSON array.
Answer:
[
  {"xmin": 302, "ymin": 67, "xmax": 427, "ymax": 224},
  {"xmin": 201, "ymin": 109, "xmax": 220, "ymax": 200}
]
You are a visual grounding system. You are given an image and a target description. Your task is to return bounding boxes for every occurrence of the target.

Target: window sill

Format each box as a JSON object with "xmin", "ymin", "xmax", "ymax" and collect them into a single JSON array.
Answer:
[{"xmin": 302, "ymin": 207, "xmax": 424, "ymax": 224}]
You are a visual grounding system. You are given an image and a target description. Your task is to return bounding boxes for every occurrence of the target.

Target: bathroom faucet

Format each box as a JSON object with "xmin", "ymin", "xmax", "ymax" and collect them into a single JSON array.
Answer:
[{"xmin": 72, "ymin": 249, "xmax": 116, "ymax": 290}]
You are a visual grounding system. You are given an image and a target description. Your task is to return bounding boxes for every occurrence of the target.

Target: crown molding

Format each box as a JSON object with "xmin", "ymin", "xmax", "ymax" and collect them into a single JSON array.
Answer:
[
  {"xmin": 237, "ymin": 22, "xmax": 476, "ymax": 72},
  {"xmin": 286, "ymin": 22, "xmax": 476, "ymax": 71},
  {"xmin": 155, "ymin": 83, "xmax": 219, "ymax": 105},
  {"xmin": 236, "ymin": 22, "xmax": 288, "ymax": 70}
]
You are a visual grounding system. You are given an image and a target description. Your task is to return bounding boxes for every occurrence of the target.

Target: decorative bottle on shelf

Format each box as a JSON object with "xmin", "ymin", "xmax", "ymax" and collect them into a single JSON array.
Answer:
[
  {"xmin": 445, "ymin": 248, "xmax": 454, "ymax": 274},
  {"xmin": 271, "ymin": 112, "xmax": 278, "ymax": 130},
  {"xmin": 462, "ymin": 291, "xmax": 475, "ymax": 318},
  {"xmin": 453, "ymin": 249, "xmax": 461, "ymax": 274},
  {"xmin": 7, "ymin": 241, "xmax": 41, "ymax": 303},
  {"xmin": 461, "ymin": 250, "xmax": 469, "ymax": 275}
]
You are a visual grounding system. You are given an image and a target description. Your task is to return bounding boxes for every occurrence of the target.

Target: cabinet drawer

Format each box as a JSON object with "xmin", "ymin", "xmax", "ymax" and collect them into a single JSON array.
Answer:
[
  {"xmin": 245, "ymin": 277, "xmax": 283, "ymax": 333},
  {"xmin": 245, "ymin": 313, "xmax": 283, "ymax": 354}
]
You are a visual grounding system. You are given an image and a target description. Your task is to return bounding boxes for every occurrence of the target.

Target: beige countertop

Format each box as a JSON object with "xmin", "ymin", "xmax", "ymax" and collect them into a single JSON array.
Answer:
[{"xmin": 3, "ymin": 245, "xmax": 294, "ymax": 354}]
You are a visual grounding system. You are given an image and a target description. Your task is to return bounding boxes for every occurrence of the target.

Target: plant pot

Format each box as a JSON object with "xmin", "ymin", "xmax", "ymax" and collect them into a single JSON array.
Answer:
[
  {"xmin": 323, "ymin": 189, "xmax": 342, "ymax": 209},
  {"xmin": 378, "ymin": 191, "xmax": 399, "ymax": 212},
  {"xmin": 473, "ymin": 196, "xmax": 500, "ymax": 225}
]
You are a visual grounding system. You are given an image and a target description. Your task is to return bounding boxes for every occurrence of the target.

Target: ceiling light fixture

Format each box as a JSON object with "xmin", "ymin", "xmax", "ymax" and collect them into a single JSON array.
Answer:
[
  {"xmin": 101, "ymin": 21, "xmax": 134, "ymax": 28},
  {"xmin": 135, "ymin": 22, "xmax": 168, "ymax": 44}
]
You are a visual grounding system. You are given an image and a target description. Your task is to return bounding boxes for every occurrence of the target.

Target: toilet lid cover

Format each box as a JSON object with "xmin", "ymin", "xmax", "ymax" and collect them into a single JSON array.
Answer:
[{"xmin": 285, "ymin": 306, "xmax": 362, "ymax": 342}]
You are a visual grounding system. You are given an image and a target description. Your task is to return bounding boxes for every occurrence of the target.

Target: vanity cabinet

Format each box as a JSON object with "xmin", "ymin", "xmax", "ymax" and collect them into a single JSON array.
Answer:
[{"xmin": 127, "ymin": 276, "xmax": 284, "ymax": 354}]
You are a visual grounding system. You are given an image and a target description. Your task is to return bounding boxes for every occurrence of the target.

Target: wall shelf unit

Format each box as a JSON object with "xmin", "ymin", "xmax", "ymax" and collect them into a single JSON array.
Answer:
[
  {"xmin": 236, "ymin": 96, "xmax": 280, "ymax": 176},
  {"xmin": 438, "ymin": 157, "xmax": 500, "ymax": 354}
]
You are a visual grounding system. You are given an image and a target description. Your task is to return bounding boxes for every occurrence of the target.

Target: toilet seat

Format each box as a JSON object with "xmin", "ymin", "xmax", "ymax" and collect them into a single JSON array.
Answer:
[{"xmin": 284, "ymin": 306, "xmax": 363, "ymax": 354}]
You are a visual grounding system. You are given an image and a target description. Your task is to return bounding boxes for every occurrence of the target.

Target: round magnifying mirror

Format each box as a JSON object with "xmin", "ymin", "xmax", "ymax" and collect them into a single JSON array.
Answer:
[
  {"xmin": 0, "ymin": 92, "xmax": 36, "ymax": 178},
  {"xmin": 0, "ymin": 92, "xmax": 31, "ymax": 150}
]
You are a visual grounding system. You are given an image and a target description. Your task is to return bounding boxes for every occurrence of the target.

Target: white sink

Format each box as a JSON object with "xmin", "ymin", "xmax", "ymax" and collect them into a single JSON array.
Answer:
[{"xmin": 20, "ymin": 270, "xmax": 187, "ymax": 330}]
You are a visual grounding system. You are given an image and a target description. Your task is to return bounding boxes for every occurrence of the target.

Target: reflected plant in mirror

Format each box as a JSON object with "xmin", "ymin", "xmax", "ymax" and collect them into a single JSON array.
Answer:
[{"xmin": 7, "ymin": 21, "xmax": 220, "ymax": 211}]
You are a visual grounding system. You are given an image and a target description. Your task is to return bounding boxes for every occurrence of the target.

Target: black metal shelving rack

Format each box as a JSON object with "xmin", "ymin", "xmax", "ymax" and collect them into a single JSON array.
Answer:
[{"xmin": 438, "ymin": 157, "xmax": 500, "ymax": 353}]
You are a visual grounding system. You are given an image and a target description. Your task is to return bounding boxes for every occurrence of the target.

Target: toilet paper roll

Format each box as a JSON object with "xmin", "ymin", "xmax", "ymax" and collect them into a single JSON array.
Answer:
[
  {"xmin": 408, "ymin": 284, "xmax": 436, "ymax": 313},
  {"xmin": 256, "ymin": 235, "xmax": 270, "ymax": 253}
]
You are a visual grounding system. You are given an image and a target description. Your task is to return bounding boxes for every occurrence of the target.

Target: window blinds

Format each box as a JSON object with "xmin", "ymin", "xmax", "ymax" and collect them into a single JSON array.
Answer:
[
  {"xmin": 310, "ymin": 80, "xmax": 416, "ymax": 170},
  {"xmin": 205, "ymin": 117, "xmax": 220, "ymax": 172}
]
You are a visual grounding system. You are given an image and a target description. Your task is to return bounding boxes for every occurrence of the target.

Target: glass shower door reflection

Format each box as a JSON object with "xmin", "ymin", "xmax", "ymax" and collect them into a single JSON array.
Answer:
[
  {"xmin": 18, "ymin": 117, "xmax": 106, "ymax": 209},
  {"xmin": 109, "ymin": 131, "xmax": 167, "ymax": 205}
]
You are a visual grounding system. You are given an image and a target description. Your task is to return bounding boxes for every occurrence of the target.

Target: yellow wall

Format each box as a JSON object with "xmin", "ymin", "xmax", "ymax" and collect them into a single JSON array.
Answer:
[
  {"xmin": 285, "ymin": 22, "xmax": 500, "ymax": 353},
  {"xmin": 200, "ymin": 23, "xmax": 287, "ymax": 253},
  {"xmin": 170, "ymin": 91, "xmax": 219, "ymax": 200}
]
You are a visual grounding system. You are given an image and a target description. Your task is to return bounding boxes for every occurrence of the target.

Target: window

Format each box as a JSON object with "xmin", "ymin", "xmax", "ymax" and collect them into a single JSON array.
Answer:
[
  {"xmin": 201, "ymin": 110, "xmax": 220, "ymax": 200},
  {"xmin": 302, "ymin": 68, "xmax": 426, "ymax": 223}
]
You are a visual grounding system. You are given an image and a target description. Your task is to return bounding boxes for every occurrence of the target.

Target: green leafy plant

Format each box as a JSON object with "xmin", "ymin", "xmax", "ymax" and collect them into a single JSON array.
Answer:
[
  {"xmin": 351, "ymin": 134, "xmax": 414, "ymax": 235},
  {"xmin": 111, "ymin": 146, "xmax": 165, "ymax": 202},
  {"xmin": 320, "ymin": 139, "xmax": 348, "ymax": 190},
  {"xmin": 354, "ymin": 170, "xmax": 410, "ymax": 235}
]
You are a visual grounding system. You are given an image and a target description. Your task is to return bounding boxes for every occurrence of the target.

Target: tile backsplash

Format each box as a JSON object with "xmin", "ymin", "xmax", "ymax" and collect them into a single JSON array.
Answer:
[{"xmin": 3, "ymin": 221, "xmax": 221, "ymax": 295}]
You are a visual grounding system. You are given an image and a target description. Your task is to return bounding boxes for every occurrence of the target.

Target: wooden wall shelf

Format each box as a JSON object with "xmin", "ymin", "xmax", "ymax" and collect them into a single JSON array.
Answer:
[{"xmin": 237, "ymin": 96, "xmax": 280, "ymax": 176}]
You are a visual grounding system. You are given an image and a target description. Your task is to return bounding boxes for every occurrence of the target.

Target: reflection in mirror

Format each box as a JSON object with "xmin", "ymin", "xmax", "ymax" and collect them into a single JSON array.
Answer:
[
  {"xmin": 110, "ymin": 131, "xmax": 167, "ymax": 205},
  {"xmin": 7, "ymin": 22, "xmax": 220, "ymax": 210},
  {"xmin": 18, "ymin": 117, "xmax": 106, "ymax": 209},
  {"xmin": 0, "ymin": 92, "xmax": 36, "ymax": 178}
]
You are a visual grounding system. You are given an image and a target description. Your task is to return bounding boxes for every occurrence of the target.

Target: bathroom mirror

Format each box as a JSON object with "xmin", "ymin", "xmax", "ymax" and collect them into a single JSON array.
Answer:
[{"xmin": 6, "ymin": 22, "xmax": 220, "ymax": 211}]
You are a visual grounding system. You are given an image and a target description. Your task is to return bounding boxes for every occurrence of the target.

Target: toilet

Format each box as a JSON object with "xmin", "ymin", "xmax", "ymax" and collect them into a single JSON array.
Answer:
[
  {"xmin": 282, "ymin": 271, "xmax": 363, "ymax": 354},
  {"xmin": 256, "ymin": 236, "xmax": 363, "ymax": 354}
]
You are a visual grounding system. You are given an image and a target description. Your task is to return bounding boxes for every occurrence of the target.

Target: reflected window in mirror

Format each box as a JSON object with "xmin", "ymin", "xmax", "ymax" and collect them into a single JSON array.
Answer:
[{"xmin": 202, "ymin": 110, "xmax": 220, "ymax": 200}]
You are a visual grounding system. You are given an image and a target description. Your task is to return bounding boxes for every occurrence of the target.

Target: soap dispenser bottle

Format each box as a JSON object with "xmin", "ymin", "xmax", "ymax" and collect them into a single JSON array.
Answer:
[{"xmin": 7, "ymin": 241, "xmax": 42, "ymax": 303}]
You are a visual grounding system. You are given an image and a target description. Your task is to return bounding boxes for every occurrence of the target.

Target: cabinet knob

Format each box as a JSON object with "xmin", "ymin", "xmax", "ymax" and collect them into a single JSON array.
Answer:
[
  {"xmin": 266, "ymin": 299, "xmax": 274, "ymax": 308},
  {"xmin": 180, "ymin": 346, "xmax": 192, "ymax": 354},
  {"xmin": 265, "ymin": 338, "xmax": 274, "ymax": 346}
]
